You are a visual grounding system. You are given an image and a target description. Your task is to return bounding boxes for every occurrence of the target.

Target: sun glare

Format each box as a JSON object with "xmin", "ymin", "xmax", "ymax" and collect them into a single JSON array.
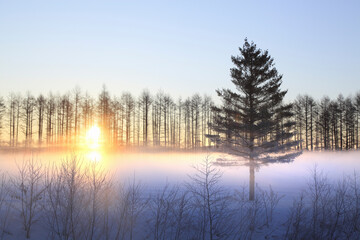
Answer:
[
  {"xmin": 86, "ymin": 150, "xmax": 102, "ymax": 162},
  {"xmin": 86, "ymin": 125, "xmax": 101, "ymax": 149}
]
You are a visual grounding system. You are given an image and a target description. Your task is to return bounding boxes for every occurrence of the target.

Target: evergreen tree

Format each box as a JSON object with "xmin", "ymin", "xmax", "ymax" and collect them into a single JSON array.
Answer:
[{"xmin": 210, "ymin": 39, "xmax": 300, "ymax": 199}]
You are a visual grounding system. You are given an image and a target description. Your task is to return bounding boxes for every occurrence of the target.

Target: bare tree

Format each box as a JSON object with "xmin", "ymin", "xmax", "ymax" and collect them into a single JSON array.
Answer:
[
  {"xmin": 284, "ymin": 192, "xmax": 309, "ymax": 240},
  {"xmin": 0, "ymin": 173, "xmax": 12, "ymax": 239},
  {"xmin": 121, "ymin": 92, "xmax": 135, "ymax": 146},
  {"xmin": 139, "ymin": 90, "xmax": 152, "ymax": 146},
  {"xmin": 43, "ymin": 155, "xmax": 87, "ymax": 240},
  {"xmin": 111, "ymin": 96, "xmax": 122, "ymax": 146},
  {"xmin": 0, "ymin": 97, "xmax": 5, "ymax": 145},
  {"xmin": 191, "ymin": 94, "xmax": 201, "ymax": 149},
  {"xmin": 147, "ymin": 183, "xmax": 191, "ymax": 240},
  {"xmin": 355, "ymin": 92, "xmax": 360, "ymax": 149},
  {"xmin": 21, "ymin": 92, "xmax": 36, "ymax": 147},
  {"xmin": 114, "ymin": 175, "xmax": 148, "ymax": 240},
  {"xmin": 82, "ymin": 92, "xmax": 95, "ymax": 136},
  {"xmin": 46, "ymin": 92, "xmax": 56, "ymax": 145},
  {"xmin": 148, "ymin": 183, "xmax": 177, "ymax": 240},
  {"xmin": 99, "ymin": 86, "xmax": 112, "ymax": 144},
  {"xmin": 84, "ymin": 162, "xmax": 109, "ymax": 240},
  {"xmin": 73, "ymin": 87, "xmax": 82, "ymax": 145},
  {"xmin": 152, "ymin": 91, "xmax": 164, "ymax": 146},
  {"xmin": 36, "ymin": 94, "xmax": 46, "ymax": 146},
  {"xmin": 8, "ymin": 93, "xmax": 21, "ymax": 147},
  {"xmin": 11, "ymin": 159, "xmax": 46, "ymax": 239},
  {"xmin": 186, "ymin": 157, "xmax": 233, "ymax": 240},
  {"xmin": 183, "ymin": 98, "xmax": 191, "ymax": 149}
]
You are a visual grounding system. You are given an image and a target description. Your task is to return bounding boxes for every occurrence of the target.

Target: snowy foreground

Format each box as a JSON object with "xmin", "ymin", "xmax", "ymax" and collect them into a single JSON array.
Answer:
[{"xmin": 0, "ymin": 152, "xmax": 360, "ymax": 239}]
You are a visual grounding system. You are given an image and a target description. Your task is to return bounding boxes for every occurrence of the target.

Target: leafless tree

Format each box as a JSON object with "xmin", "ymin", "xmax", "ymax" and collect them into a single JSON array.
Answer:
[
  {"xmin": 147, "ymin": 183, "xmax": 191, "ymax": 240},
  {"xmin": 81, "ymin": 92, "xmax": 95, "ymax": 136},
  {"xmin": 258, "ymin": 185, "xmax": 283, "ymax": 227},
  {"xmin": 8, "ymin": 93, "xmax": 21, "ymax": 147},
  {"xmin": 84, "ymin": 162, "xmax": 110, "ymax": 240},
  {"xmin": 43, "ymin": 155, "xmax": 87, "ymax": 239},
  {"xmin": 355, "ymin": 92, "xmax": 360, "ymax": 148},
  {"xmin": 139, "ymin": 90, "xmax": 152, "ymax": 146},
  {"xmin": 46, "ymin": 92, "xmax": 56, "ymax": 145},
  {"xmin": 22, "ymin": 92, "xmax": 36, "ymax": 147},
  {"xmin": 72, "ymin": 87, "xmax": 82, "ymax": 145},
  {"xmin": 114, "ymin": 175, "xmax": 148, "ymax": 240},
  {"xmin": 0, "ymin": 97, "xmax": 5, "ymax": 145},
  {"xmin": 190, "ymin": 94, "xmax": 201, "ymax": 149},
  {"xmin": 36, "ymin": 94, "xmax": 46, "ymax": 145},
  {"xmin": 98, "ymin": 86, "xmax": 112, "ymax": 144},
  {"xmin": 186, "ymin": 157, "xmax": 233, "ymax": 240},
  {"xmin": 0, "ymin": 172, "xmax": 12, "ymax": 239},
  {"xmin": 284, "ymin": 192, "xmax": 309, "ymax": 240},
  {"xmin": 11, "ymin": 159, "xmax": 46, "ymax": 239},
  {"xmin": 121, "ymin": 92, "xmax": 135, "ymax": 146}
]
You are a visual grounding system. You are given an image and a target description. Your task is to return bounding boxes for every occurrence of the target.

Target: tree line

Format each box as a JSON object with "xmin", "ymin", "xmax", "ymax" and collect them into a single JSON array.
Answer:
[
  {"xmin": 0, "ymin": 90, "xmax": 359, "ymax": 151},
  {"xmin": 0, "ymin": 87, "xmax": 215, "ymax": 149},
  {"xmin": 293, "ymin": 93, "xmax": 360, "ymax": 151}
]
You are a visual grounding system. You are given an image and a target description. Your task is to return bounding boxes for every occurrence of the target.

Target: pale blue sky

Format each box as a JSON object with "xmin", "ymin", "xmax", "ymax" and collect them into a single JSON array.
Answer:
[{"xmin": 0, "ymin": 1, "xmax": 359, "ymax": 101}]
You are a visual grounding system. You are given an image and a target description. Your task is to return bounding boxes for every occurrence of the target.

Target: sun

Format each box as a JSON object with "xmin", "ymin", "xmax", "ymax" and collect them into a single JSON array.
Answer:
[{"xmin": 86, "ymin": 125, "xmax": 101, "ymax": 149}]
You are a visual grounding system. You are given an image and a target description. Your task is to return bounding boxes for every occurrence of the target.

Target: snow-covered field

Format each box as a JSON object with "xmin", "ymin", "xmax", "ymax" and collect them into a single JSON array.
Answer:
[{"xmin": 0, "ymin": 150, "xmax": 360, "ymax": 239}]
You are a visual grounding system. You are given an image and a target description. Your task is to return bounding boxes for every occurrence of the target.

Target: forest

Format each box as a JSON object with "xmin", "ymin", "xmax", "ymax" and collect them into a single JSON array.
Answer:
[
  {"xmin": 0, "ymin": 88, "xmax": 359, "ymax": 151},
  {"xmin": 0, "ymin": 86, "xmax": 360, "ymax": 150}
]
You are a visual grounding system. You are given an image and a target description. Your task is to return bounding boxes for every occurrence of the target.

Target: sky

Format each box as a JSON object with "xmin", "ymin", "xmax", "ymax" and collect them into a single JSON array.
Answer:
[{"xmin": 0, "ymin": 0, "xmax": 359, "ymax": 102}]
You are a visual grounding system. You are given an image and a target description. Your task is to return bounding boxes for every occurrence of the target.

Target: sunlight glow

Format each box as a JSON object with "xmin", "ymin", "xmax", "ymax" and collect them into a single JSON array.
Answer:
[
  {"xmin": 86, "ymin": 150, "xmax": 102, "ymax": 162},
  {"xmin": 86, "ymin": 125, "xmax": 101, "ymax": 149}
]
